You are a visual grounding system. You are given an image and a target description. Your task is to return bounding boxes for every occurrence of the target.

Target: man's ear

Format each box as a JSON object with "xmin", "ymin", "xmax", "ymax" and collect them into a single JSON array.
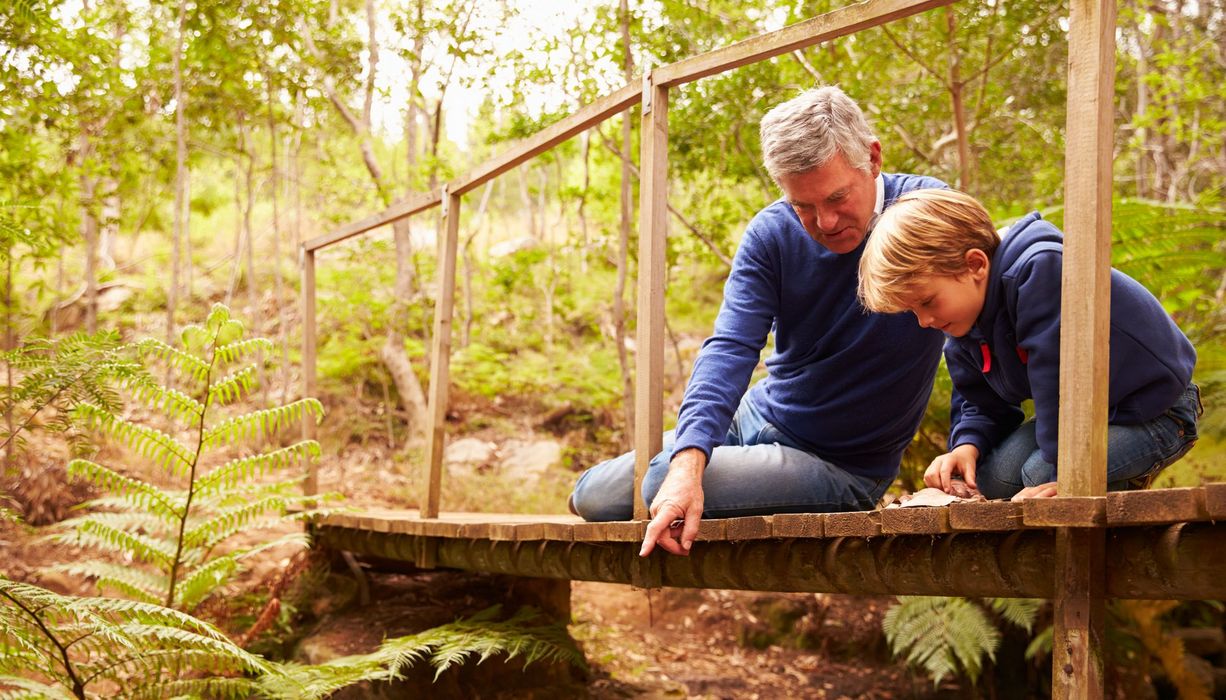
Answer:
[
  {"xmin": 868, "ymin": 141, "xmax": 882, "ymax": 178},
  {"xmin": 966, "ymin": 249, "xmax": 990, "ymax": 281}
]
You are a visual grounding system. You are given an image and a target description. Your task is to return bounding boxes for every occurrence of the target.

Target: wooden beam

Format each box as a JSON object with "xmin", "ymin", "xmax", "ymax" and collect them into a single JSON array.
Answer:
[
  {"xmin": 422, "ymin": 189, "xmax": 462, "ymax": 518},
  {"xmin": 632, "ymin": 74, "xmax": 669, "ymax": 521},
  {"xmin": 654, "ymin": 0, "xmax": 955, "ymax": 87},
  {"xmin": 301, "ymin": 247, "xmax": 318, "ymax": 496},
  {"xmin": 450, "ymin": 83, "xmax": 641, "ymax": 196},
  {"xmin": 303, "ymin": 190, "xmax": 443, "ymax": 252},
  {"xmin": 1054, "ymin": 0, "xmax": 1116, "ymax": 697}
]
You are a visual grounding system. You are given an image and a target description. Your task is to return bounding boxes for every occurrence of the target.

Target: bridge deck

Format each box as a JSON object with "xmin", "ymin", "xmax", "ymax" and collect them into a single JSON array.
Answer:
[{"xmin": 312, "ymin": 485, "xmax": 1226, "ymax": 600}]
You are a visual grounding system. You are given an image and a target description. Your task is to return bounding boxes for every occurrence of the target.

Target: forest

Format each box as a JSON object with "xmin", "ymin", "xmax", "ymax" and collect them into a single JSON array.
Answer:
[{"xmin": 1, "ymin": 0, "xmax": 1224, "ymax": 697}]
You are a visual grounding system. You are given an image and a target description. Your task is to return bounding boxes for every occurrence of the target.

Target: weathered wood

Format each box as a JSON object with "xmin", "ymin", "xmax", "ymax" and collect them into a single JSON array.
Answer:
[
  {"xmin": 654, "ymin": 0, "xmax": 956, "ymax": 87},
  {"xmin": 1054, "ymin": 527, "xmax": 1106, "ymax": 697},
  {"xmin": 1106, "ymin": 487, "xmax": 1207, "ymax": 525},
  {"xmin": 301, "ymin": 248, "xmax": 318, "ymax": 495},
  {"xmin": 303, "ymin": 190, "xmax": 442, "ymax": 252},
  {"xmin": 632, "ymin": 76, "xmax": 669, "ymax": 521},
  {"xmin": 1204, "ymin": 482, "xmax": 1226, "ymax": 520},
  {"xmin": 723, "ymin": 516, "xmax": 774, "ymax": 540},
  {"xmin": 450, "ymin": 84, "xmax": 641, "ymax": 196},
  {"xmin": 1024, "ymin": 497, "xmax": 1106, "ymax": 527},
  {"xmin": 772, "ymin": 514, "xmax": 824, "ymax": 538},
  {"xmin": 317, "ymin": 523, "xmax": 1226, "ymax": 599},
  {"xmin": 824, "ymin": 510, "xmax": 882, "ymax": 538},
  {"xmin": 880, "ymin": 507, "xmax": 951, "ymax": 535},
  {"xmin": 422, "ymin": 190, "xmax": 462, "ymax": 518},
  {"xmin": 949, "ymin": 500, "xmax": 1024, "ymax": 531}
]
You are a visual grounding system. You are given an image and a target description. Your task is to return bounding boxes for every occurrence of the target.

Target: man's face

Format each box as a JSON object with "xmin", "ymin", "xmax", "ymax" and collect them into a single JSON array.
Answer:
[{"xmin": 776, "ymin": 142, "xmax": 882, "ymax": 254}]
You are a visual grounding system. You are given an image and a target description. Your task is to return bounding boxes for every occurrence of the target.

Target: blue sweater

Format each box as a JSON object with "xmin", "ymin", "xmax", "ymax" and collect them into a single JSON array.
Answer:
[
  {"xmin": 671, "ymin": 172, "xmax": 948, "ymax": 479},
  {"xmin": 947, "ymin": 212, "xmax": 1197, "ymax": 465}
]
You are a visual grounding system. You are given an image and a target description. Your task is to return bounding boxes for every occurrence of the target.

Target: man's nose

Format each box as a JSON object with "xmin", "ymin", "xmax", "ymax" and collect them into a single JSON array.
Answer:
[{"xmin": 816, "ymin": 208, "xmax": 839, "ymax": 232}]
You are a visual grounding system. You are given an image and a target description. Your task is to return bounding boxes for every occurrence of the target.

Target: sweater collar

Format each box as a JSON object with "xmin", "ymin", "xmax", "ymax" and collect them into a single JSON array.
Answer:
[{"xmin": 867, "ymin": 174, "xmax": 885, "ymax": 232}]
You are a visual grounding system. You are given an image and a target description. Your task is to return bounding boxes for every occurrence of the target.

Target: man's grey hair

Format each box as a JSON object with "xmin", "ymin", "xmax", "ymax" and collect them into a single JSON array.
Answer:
[{"xmin": 759, "ymin": 86, "xmax": 878, "ymax": 180}]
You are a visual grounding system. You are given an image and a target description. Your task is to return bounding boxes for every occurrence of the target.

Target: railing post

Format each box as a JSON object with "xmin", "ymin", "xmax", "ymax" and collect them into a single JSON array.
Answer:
[
  {"xmin": 301, "ymin": 245, "xmax": 318, "ymax": 496},
  {"xmin": 1055, "ymin": 0, "xmax": 1115, "ymax": 697},
  {"xmin": 423, "ymin": 186, "xmax": 461, "ymax": 519},
  {"xmin": 632, "ymin": 70, "xmax": 669, "ymax": 521}
]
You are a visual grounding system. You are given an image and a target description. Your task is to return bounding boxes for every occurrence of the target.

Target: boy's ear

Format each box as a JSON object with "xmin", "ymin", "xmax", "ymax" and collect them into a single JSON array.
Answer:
[{"xmin": 965, "ymin": 249, "xmax": 990, "ymax": 281}]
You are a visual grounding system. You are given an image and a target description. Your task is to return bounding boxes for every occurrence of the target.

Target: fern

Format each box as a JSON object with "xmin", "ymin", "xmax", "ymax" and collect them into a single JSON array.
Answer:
[
  {"xmin": 258, "ymin": 605, "xmax": 586, "ymax": 700},
  {"xmin": 0, "ymin": 577, "xmax": 270, "ymax": 700},
  {"xmin": 54, "ymin": 304, "xmax": 331, "ymax": 611},
  {"xmin": 884, "ymin": 596, "xmax": 1042, "ymax": 686}
]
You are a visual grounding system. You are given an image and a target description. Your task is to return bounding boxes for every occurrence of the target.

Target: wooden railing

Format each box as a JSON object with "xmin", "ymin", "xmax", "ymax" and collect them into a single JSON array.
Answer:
[{"xmin": 300, "ymin": 1, "xmax": 1118, "ymax": 697}]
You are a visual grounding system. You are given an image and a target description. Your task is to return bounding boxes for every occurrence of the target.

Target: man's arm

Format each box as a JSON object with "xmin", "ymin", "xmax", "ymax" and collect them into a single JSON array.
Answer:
[{"xmin": 639, "ymin": 448, "xmax": 706, "ymax": 556}]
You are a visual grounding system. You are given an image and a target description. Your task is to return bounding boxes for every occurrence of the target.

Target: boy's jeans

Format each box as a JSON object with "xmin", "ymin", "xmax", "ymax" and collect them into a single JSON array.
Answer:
[
  {"xmin": 974, "ymin": 383, "xmax": 1203, "ymax": 499},
  {"xmin": 570, "ymin": 394, "xmax": 892, "ymax": 522}
]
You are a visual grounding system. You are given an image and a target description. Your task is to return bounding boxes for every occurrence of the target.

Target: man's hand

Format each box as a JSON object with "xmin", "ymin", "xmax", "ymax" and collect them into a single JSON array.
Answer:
[
  {"xmin": 1011, "ymin": 482, "xmax": 1058, "ymax": 500},
  {"xmin": 639, "ymin": 448, "xmax": 706, "ymax": 557},
  {"xmin": 924, "ymin": 443, "xmax": 980, "ymax": 494}
]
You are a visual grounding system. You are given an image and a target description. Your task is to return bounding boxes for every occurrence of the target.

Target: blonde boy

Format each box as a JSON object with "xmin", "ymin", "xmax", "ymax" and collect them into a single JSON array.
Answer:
[{"xmin": 859, "ymin": 189, "xmax": 1200, "ymax": 499}]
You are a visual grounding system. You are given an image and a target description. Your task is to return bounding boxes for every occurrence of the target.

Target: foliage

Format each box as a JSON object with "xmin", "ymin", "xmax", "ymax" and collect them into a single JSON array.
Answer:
[
  {"xmin": 0, "ymin": 331, "xmax": 137, "ymax": 458},
  {"xmin": 883, "ymin": 596, "xmax": 1043, "ymax": 686},
  {"xmin": 259, "ymin": 605, "xmax": 585, "ymax": 700},
  {"xmin": 1110, "ymin": 600, "xmax": 1214, "ymax": 700},
  {"xmin": 0, "ymin": 576, "xmax": 271, "ymax": 700},
  {"xmin": 48, "ymin": 304, "xmax": 326, "ymax": 611}
]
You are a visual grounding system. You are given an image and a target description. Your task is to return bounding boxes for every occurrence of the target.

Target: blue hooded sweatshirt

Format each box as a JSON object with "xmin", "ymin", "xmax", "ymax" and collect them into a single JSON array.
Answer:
[
  {"xmin": 671, "ymin": 172, "xmax": 948, "ymax": 479},
  {"xmin": 947, "ymin": 212, "xmax": 1197, "ymax": 465}
]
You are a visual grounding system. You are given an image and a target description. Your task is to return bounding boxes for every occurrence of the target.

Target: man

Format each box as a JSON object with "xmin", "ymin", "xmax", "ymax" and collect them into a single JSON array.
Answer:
[{"xmin": 570, "ymin": 86, "xmax": 948, "ymax": 556}]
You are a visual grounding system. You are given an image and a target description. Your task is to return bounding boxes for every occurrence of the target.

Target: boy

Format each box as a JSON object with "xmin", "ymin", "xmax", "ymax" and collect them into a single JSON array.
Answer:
[{"xmin": 857, "ymin": 189, "xmax": 1201, "ymax": 500}]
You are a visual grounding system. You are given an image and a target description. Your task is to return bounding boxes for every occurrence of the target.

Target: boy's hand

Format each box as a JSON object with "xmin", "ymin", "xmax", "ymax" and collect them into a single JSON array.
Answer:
[
  {"xmin": 1011, "ymin": 482, "xmax": 1058, "ymax": 500},
  {"xmin": 924, "ymin": 444, "xmax": 980, "ymax": 494}
]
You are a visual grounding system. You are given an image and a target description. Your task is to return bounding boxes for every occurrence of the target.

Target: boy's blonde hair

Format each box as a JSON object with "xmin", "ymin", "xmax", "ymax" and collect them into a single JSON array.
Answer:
[{"xmin": 858, "ymin": 188, "xmax": 1001, "ymax": 313}]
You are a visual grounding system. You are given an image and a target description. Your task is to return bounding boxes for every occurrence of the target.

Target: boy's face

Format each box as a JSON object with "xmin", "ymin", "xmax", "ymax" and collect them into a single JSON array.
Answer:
[
  {"xmin": 777, "ymin": 142, "xmax": 882, "ymax": 254},
  {"xmin": 899, "ymin": 251, "xmax": 990, "ymax": 337}
]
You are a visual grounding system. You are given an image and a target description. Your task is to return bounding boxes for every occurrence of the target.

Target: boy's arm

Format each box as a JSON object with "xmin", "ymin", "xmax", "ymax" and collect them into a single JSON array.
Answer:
[
  {"xmin": 1011, "ymin": 251, "xmax": 1065, "ymax": 466},
  {"xmin": 946, "ymin": 343, "xmax": 1025, "ymax": 458}
]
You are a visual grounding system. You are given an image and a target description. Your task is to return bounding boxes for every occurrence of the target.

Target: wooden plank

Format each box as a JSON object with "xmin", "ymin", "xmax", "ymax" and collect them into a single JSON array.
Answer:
[
  {"xmin": 421, "ymin": 189, "xmax": 462, "ymax": 518},
  {"xmin": 604, "ymin": 521, "xmax": 645, "ymax": 542},
  {"xmin": 301, "ymin": 248, "xmax": 318, "ymax": 495},
  {"xmin": 303, "ymin": 190, "xmax": 442, "ymax": 252},
  {"xmin": 1023, "ymin": 497, "xmax": 1106, "ymax": 528},
  {"xmin": 654, "ymin": 0, "xmax": 954, "ymax": 87},
  {"xmin": 1106, "ymin": 487, "xmax": 1207, "ymax": 525},
  {"xmin": 539, "ymin": 521, "xmax": 575, "ymax": 541},
  {"xmin": 570, "ymin": 521, "xmax": 610, "ymax": 542},
  {"xmin": 724, "ymin": 516, "xmax": 774, "ymax": 540},
  {"xmin": 632, "ymin": 76, "xmax": 669, "ymax": 521},
  {"xmin": 824, "ymin": 511, "xmax": 881, "ymax": 538},
  {"xmin": 772, "ymin": 514, "xmax": 825, "ymax": 539},
  {"xmin": 697, "ymin": 518, "xmax": 727, "ymax": 541},
  {"xmin": 1054, "ymin": 527, "xmax": 1106, "ymax": 698},
  {"xmin": 880, "ymin": 506, "xmax": 950, "ymax": 535},
  {"xmin": 949, "ymin": 500, "xmax": 1024, "ymax": 531},
  {"xmin": 1205, "ymin": 483, "xmax": 1226, "ymax": 520},
  {"xmin": 450, "ymin": 84, "xmax": 641, "ymax": 196}
]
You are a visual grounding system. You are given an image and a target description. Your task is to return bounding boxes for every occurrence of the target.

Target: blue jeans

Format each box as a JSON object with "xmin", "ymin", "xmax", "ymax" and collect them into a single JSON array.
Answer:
[
  {"xmin": 975, "ymin": 383, "xmax": 1202, "ymax": 499},
  {"xmin": 570, "ymin": 395, "xmax": 892, "ymax": 521}
]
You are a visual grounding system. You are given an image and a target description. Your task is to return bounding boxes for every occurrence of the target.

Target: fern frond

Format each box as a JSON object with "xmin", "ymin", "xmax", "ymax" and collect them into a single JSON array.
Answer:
[
  {"xmin": 0, "ymin": 676, "xmax": 77, "ymax": 700},
  {"xmin": 119, "ymin": 375, "xmax": 205, "ymax": 425},
  {"xmin": 133, "ymin": 338, "xmax": 210, "ymax": 385},
  {"xmin": 207, "ymin": 365, "xmax": 259, "ymax": 405},
  {"xmin": 126, "ymin": 676, "xmax": 260, "ymax": 700},
  {"xmin": 196, "ymin": 442, "xmax": 321, "ymax": 495},
  {"xmin": 987, "ymin": 598, "xmax": 1044, "ymax": 633},
  {"xmin": 173, "ymin": 556, "xmax": 240, "ymax": 611},
  {"xmin": 46, "ymin": 562, "xmax": 164, "ymax": 605},
  {"xmin": 57, "ymin": 519, "xmax": 176, "ymax": 568},
  {"xmin": 71, "ymin": 404, "xmax": 193, "ymax": 474},
  {"xmin": 66, "ymin": 460, "xmax": 180, "ymax": 521},
  {"xmin": 884, "ymin": 597, "xmax": 999, "ymax": 686},
  {"xmin": 215, "ymin": 338, "xmax": 274, "ymax": 365},
  {"xmin": 201, "ymin": 399, "xmax": 324, "ymax": 448},
  {"xmin": 181, "ymin": 493, "xmax": 298, "ymax": 551}
]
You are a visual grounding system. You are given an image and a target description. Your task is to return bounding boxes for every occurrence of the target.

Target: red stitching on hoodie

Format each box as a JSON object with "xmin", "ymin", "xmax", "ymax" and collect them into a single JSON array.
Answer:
[
  {"xmin": 980, "ymin": 341, "xmax": 992, "ymax": 373},
  {"xmin": 1016, "ymin": 345, "xmax": 1029, "ymax": 365}
]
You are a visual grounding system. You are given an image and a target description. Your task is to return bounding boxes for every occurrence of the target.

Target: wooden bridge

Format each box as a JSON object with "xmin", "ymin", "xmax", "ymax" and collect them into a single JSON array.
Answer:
[{"xmin": 298, "ymin": 1, "xmax": 1220, "ymax": 697}]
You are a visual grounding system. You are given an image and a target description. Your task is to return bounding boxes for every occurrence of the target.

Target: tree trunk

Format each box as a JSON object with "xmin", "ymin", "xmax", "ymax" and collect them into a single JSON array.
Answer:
[
  {"xmin": 462, "ymin": 180, "xmax": 494, "ymax": 349},
  {"xmin": 267, "ymin": 77, "xmax": 290, "ymax": 402},
  {"xmin": 383, "ymin": 219, "xmax": 429, "ymax": 444},
  {"xmin": 614, "ymin": 0, "xmax": 635, "ymax": 449},
  {"xmin": 239, "ymin": 119, "xmax": 265, "ymax": 403},
  {"xmin": 168, "ymin": 0, "xmax": 187, "ymax": 343},
  {"xmin": 79, "ymin": 133, "xmax": 99, "ymax": 334},
  {"xmin": 946, "ymin": 8, "xmax": 972, "ymax": 190}
]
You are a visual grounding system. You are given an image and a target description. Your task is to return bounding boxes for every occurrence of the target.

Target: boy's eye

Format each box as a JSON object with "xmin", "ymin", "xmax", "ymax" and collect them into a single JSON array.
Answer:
[{"xmin": 920, "ymin": 297, "xmax": 935, "ymax": 307}]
